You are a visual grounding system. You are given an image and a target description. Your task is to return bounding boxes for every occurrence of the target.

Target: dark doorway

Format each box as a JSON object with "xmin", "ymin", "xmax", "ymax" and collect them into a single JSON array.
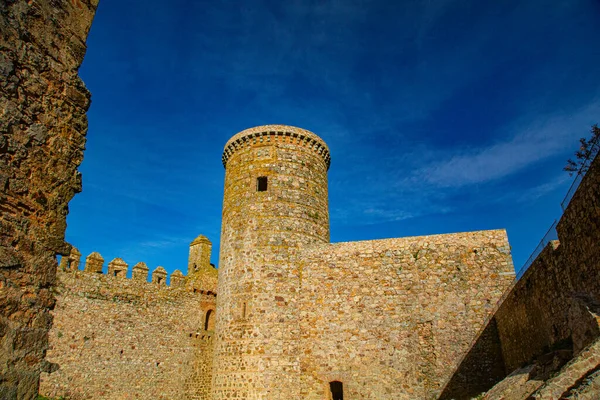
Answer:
[{"xmin": 330, "ymin": 381, "xmax": 343, "ymax": 400}]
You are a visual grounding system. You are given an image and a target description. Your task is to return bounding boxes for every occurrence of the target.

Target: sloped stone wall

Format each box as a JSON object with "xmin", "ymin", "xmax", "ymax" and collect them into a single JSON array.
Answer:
[
  {"xmin": 440, "ymin": 155, "xmax": 600, "ymax": 399},
  {"xmin": 494, "ymin": 154, "xmax": 600, "ymax": 372},
  {"xmin": 0, "ymin": 1, "xmax": 96, "ymax": 398}
]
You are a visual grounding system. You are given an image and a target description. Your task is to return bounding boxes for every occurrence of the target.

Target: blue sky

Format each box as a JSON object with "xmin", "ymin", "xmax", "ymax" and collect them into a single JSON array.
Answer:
[{"xmin": 66, "ymin": 0, "xmax": 600, "ymax": 279}]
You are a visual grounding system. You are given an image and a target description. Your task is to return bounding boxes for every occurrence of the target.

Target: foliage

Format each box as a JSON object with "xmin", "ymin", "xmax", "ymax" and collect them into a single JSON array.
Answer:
[{"xmin": 564, "ymin": 124, "xmax": 600, "ymax": 176}]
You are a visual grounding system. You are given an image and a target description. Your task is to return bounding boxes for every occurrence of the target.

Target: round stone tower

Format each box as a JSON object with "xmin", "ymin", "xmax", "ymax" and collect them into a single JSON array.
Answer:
[{"xmin": 213, "ymin": 125, "xmax": 331, "ymax": 399}]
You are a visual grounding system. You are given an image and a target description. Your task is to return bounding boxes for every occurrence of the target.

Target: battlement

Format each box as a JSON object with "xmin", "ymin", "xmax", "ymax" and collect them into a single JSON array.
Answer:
[
  {"xmin": 59, "ymin": 244, "xmax": 218, "ymax": 292},
  {"xmin": 221, "ymin": 124, "xmax": 331, "ymax": 170},
  {"xmin": 43, "ymin": 250, "xmax": 217, "ymax": 400}
]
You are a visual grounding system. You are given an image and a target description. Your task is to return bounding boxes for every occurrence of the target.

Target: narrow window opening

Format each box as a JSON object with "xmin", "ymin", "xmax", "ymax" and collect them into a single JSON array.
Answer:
[
  {"xmin": 242, "ymin": 302, "xmax": 247, "ymax": 318},
  {"xmin": 330, "ymin": 381, "xmax": 343, "ymax": 400},
  {"xmin": 205, "ymin": 309, "xmax": 215, "ymax": 331},
  {"xmin": 257, "ymin": 176, "xmax": 268, "ymax": 192},
  {"xmin": 157, "ymin": 277, "xmax": 163, "ymax": 285},
  {"xmin": 113, "ymin": 270, "xmax": 118, "ymax": 277}
]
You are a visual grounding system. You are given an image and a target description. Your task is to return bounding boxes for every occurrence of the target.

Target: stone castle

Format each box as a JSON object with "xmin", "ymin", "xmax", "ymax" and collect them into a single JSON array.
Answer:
[
  {"xmin": 39, "ymin": 125, "xmax": 517, "ymax": 399},
  {"xmin": 3, "ymin": 2, "xmax": 600, "ymax": 398}
]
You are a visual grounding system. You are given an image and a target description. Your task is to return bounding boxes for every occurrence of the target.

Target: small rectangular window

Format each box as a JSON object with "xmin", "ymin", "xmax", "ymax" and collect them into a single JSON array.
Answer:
[{"xmin": 257, "ymin": 176, "xmax": 268, "ymax": 192}]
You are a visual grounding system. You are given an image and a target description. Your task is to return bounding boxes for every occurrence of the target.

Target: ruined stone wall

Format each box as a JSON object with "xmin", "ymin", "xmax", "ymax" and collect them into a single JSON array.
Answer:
[
  {"xmin": 214, "ymin": 125, "xmax": 331, "ymax": 400},
  {"xmin": 39, "ymin": 260, "xmax": 217, "ymax": 399},
  {"xmin": 0, "ymin": 1, "xmax": 96, "ymax": 398},
  {"xmin": 439, "ymin": 155, "xmax": 600, "ymax": 399},
  {"xmin": 297, "ymin": 230, "xmax": 514, "ymax": 400}
]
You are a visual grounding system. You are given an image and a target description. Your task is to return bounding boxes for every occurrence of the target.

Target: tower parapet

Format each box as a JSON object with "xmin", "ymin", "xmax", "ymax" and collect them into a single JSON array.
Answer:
[
  {"xmin": 222, "ymin": 124, "xmax": 331, "ymax": 170},
  {"xmin": 188, "ymin": 234, "xmax": 212, "ymax": 275}
]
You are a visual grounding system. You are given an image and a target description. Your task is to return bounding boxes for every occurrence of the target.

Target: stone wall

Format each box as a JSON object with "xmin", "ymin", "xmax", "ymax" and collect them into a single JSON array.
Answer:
[
  {"xmin": 496, "ymin": 152, "xmax": 600, "ymax": 368},
  {"xmin": 0, "ymin": 1, "xmax": 97, "ymax": 398},
  {"xmin": 297, "ymin": 230, "xmax": 514, "ymax": 400},
  {"xmin": 439, "ymin": 154, "xmax": 600, "ymax": 398},
  {"xmin": 214, "ymin": 125, "xmax": 516, "ymax": 400},
  {"xmin": 438, "ymin": 315, "xmax": 508, "ymax": 399},
  {"xmin": 39, "ymin": 261, "xmax": 217, "ymax": 399},
  {"xmin": 186, "ymin": 333, "xmax": 214, "ymax": 400}
]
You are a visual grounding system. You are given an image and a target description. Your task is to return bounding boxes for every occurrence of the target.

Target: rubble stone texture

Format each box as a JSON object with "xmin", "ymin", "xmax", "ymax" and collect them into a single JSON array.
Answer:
[
  {"xmin": 40, "ymin": 125, "xmax": 517, "ymax": 399},
  {"xmin": 213, "ymin": 125, "xmax": 515, "ymax": 400},
  {"xmin": 440, "ymin": 147, "xmax": 600, "ymax": 399},
  {"xmin": 0, "ymin": 1, "xmax": 97, "ymax": 398},
  {"xmin": 39, "ymin": 241, "xmax": 218, "ymax": 399},
  {"xmin": 3, "ymin": 0, "xmax": 598, "ymax": 397}
]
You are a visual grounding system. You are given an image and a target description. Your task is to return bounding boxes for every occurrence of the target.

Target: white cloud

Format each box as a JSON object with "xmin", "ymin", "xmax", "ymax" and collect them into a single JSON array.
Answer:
[{"xmin": 418, "ymin": 100, "xmax": 600, "ymax": 187}]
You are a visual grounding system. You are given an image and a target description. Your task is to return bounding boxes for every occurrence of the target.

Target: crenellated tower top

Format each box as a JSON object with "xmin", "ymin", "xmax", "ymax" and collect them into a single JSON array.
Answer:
[{"xmin": 222, "ymin": 124, "xmax": 331, "ymax": 170}]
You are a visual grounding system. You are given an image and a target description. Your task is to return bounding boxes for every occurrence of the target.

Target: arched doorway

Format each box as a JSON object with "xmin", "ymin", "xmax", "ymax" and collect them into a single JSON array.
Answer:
[
  {"xmin": 204, "ymin": 309, "xmax": 215, "ymax": 331},
  {"xmin": 329, "ymin": 381, "xmax": 343, "ymax": 400}
]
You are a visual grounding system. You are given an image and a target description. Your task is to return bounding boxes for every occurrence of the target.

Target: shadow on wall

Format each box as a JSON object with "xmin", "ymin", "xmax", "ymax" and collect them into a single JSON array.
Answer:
[{"xmin": 439, "ymin": 153, "xmax": 600, "ymax": 399}]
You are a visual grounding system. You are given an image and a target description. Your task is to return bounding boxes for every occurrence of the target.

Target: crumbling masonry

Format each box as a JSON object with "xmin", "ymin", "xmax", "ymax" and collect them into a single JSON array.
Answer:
[{"xmin": 0, "ymin": 1, "xmax": 97, "ymax": 398}]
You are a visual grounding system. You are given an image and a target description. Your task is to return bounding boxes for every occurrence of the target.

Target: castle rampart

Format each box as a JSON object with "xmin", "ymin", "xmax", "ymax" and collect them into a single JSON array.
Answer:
[
  {"xmin": 40, "ymin": 238, "xmax": 218, "ymax": 399},
  {"xmin": 41, "ymin": 125, "xmax": 519, "ymax": 399}
]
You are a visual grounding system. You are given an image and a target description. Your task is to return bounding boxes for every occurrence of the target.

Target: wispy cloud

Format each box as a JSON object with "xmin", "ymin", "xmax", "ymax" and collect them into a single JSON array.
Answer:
[
  {"xmin": 417, "ymin": 100, "xmax": 600, "ymax": 188},
  {"xmin": 514, "ymin": 173, "xmax": 571, "ymax": 204}
]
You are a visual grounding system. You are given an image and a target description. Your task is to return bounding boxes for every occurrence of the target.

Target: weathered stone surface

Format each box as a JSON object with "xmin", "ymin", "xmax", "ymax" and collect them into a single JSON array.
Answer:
[
  {"xmin": 0, "ymin": 1, "xmax": 96, "ymax": 398},
  {"xmin": 440, "ymin": 150, "xmax": 600, "ymax": 399},
  {"xmin": 213, "ymin": 125, "xmax": 514, "ymax": 400},
  {"xmin": 482, "ymin": 365, "xmax": 543, "ymax": 400},
  {"xmin": 39, "ymin": 240, "xmax": 217, "ymax": 399},
  {"xmin": 39, "ymin": 125, "xmax": 517, "ymax": 399}
]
